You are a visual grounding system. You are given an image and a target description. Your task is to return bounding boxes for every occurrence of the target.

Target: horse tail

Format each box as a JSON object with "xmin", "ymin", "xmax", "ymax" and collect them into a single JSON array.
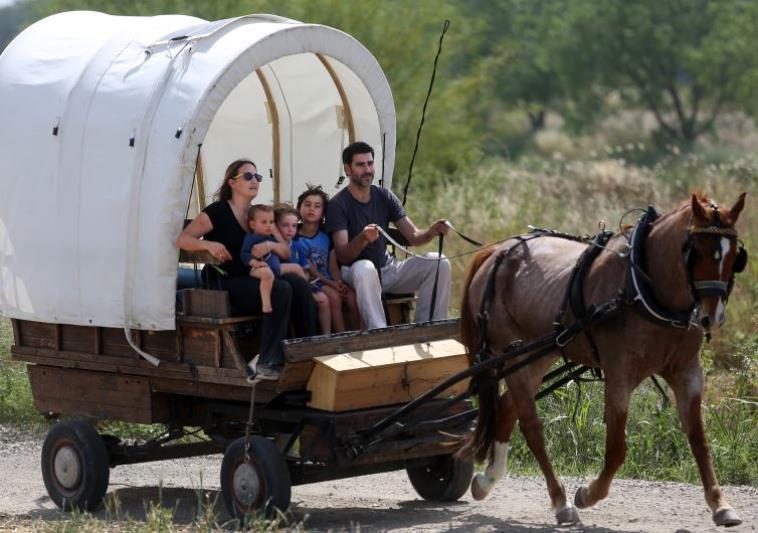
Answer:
[
  {"xmin": 460, "ymin": 247, "xmax": 494, "ymax": 355},
  {"xmin": 459, "ymin": 246, "xmax": 499, "ymax": 464}
]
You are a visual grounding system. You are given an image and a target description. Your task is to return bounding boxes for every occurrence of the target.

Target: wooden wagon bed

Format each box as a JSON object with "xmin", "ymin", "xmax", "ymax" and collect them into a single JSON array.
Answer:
[{"xmin": 10, "ymin": 310, "xmax": 461, "ymax": 426}]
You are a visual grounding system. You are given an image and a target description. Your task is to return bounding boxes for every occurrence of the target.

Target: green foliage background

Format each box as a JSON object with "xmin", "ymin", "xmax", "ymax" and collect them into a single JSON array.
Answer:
[{"xmin": 0, "ymin": 0, "xmax": 756, "ymax": 489}]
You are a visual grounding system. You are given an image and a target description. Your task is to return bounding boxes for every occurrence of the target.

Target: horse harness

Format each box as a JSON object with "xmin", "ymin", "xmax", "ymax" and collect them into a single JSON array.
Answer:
[{"xmin": 473, "ymin": 207, "xmax": 748, "ymax": 393}]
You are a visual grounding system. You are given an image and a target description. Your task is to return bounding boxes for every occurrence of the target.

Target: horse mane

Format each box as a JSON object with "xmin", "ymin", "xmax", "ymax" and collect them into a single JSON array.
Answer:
[
  {"xmin": 692, "ymin": 190, "xmax": 711, "ymax": 204},
  {"xmin": 650, "ymin": 191, "xmax": 709, "ymax": 230}
]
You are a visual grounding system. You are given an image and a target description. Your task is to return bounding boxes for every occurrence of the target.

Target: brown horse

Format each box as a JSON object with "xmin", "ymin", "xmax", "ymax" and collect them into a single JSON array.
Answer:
[{"xmin": 460, "ymin": 193, "xmax": 747, "ymax": 527}]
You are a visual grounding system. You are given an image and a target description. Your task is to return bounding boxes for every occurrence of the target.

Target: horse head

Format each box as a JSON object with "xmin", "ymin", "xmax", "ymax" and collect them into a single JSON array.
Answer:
[{"xmin": 686, "ymin": 192, "xmax": 747, "ymax": 334}]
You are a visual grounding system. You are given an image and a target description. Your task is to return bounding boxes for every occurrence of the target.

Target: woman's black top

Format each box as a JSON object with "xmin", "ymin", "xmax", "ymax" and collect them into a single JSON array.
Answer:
[{"xmin": 202, "ymin": 200, "xmax": 249, "ymax": 278}]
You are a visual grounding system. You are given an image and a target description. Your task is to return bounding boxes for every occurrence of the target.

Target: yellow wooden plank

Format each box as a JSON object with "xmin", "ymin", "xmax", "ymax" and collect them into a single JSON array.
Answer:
[
  {"xmin": 314, "ymin": 339, "xmax": 465, "ymax": 371},
  {"xmin": 314, "ymin": 355, "xmax": 468, "ymax": 392}
]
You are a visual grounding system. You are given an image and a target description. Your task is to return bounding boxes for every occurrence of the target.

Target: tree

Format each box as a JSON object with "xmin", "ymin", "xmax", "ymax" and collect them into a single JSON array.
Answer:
[
  {"xmin": 551, "ymin": 0, "xmax": 758, "ymax": 144},
  {"xmin": 464, "ymin": 0, "xmax": 569, "ymax": 132},
  {"xmin": 0, "ymin": 1, "xmax": 32, "ymax": 53}
]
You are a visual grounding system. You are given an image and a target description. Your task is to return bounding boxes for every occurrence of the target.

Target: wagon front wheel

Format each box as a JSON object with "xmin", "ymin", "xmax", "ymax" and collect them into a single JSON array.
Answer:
[
  {"xmin": 41, "ymin": 420, "xmax": 110, "ymax": 511},
  {"xmin": 407, "ymin": 453, "xmax": 473, "ymax": 502},
  {"xmin": 220, "ymin": 436, "xmax": 291, "ymax": 521}
]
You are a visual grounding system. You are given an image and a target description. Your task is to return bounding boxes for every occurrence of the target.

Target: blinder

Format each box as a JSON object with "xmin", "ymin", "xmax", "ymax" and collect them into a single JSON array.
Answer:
[{"xmin": 733, "ymin": 244, "xmax": 748, "ymax": 274}]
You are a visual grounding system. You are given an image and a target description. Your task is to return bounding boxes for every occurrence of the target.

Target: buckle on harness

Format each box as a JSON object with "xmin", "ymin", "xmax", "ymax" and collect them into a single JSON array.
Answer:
[{"xmin": 555, "ymin": 328, "xmax": 576, "ymax": 348}]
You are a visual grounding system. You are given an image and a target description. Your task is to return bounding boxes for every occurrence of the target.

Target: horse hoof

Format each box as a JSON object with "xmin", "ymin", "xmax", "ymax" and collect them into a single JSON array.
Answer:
[
  {"xmin": 574, "ymin": 486, "xmax": 591, "ymax": 509},
  {"xmin": 713, "ymin": 507, "xmax": 742, "ymax": 527},
  {"xmin": 471, "ymin": 475, "xmax": 490, "ymax": 501},
  {"xmin": 556, "ymin": 503, "xmax": 581, "ymax": 525}
]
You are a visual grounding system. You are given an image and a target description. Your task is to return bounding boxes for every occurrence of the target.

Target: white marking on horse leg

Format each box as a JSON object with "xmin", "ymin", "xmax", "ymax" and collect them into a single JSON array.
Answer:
[
  {"xmin": 472, "ymin": 441, "xmax": 508, "ymax": 498},
  {"xmin": 555, "ymin": 502, "xmax": 580, "ymax": 524}
]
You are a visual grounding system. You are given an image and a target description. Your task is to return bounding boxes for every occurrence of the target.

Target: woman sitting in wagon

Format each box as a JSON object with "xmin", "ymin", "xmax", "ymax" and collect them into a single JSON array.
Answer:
[{"xmin": 176, "ymin": 159, "xmax": 317, "ymax": 381}]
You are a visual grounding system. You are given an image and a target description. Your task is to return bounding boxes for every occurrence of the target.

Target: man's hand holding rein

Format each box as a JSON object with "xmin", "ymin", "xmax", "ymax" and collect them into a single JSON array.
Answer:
[{"xmin": 361, "ymin": 224, "xmax": 380, "ymax": 244}]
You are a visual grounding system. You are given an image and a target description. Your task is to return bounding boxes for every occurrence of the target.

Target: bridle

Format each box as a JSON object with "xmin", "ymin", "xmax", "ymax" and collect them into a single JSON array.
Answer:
[
  {"xmin": 686, "ymin": 206, "xmax": 747, "ymax": 300},
  {"xmin": 629, "ymin": 204, "xmax": 748, "ymax": 331}
]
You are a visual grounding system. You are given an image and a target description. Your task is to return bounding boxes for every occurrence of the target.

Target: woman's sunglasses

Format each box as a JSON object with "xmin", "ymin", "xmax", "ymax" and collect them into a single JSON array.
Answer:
[{"xmin": 232, "ymin": 171, "xmax": 263, "ymax": 182}]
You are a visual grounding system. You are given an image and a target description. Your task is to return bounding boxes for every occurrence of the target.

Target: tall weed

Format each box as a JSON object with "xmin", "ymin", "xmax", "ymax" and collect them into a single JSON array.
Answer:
[{"xmin": 0, "ymin": 318, "xmax": 43, "ymax": 425}]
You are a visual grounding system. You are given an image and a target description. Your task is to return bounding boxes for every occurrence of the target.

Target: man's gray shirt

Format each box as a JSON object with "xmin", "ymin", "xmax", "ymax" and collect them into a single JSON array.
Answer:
[{"xmin": 324, "ymin": 185, "xmax": 405, "ymax": 267}]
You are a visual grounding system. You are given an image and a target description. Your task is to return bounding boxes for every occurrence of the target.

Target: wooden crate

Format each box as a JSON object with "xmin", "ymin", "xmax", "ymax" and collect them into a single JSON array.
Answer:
[{"xmin": 306, "ymin": 339, "xmax": 469, "ymax": 411}]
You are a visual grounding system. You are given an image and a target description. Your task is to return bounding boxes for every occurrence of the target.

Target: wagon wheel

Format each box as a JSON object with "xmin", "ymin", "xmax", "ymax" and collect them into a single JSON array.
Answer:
[
  {"xmin": 41, "ymin": 420, "xmax": 110, "ymax": 511},
  {"xmin": 220, "ymin": 436, "xmax": 291, "ymax": 521},
  {"xmin": 407, "ymin": 453, "xmax": 473, "ymax": 502}
]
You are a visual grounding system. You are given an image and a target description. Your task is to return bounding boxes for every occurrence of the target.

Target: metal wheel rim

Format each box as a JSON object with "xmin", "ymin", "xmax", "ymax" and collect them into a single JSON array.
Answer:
[
  {"xmin": 52, "ymin": 443, "xmax": 82, "ymax": 492},
  {"xmin": 232, "ymin": 461, "xmax": 262, "ymax": 510}
]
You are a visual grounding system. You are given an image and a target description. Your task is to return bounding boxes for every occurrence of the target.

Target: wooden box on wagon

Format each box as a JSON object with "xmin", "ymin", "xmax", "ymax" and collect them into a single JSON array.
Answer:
[{"xmin": 306, "ymin": 339, "xmax": 469, "ymax": 411}]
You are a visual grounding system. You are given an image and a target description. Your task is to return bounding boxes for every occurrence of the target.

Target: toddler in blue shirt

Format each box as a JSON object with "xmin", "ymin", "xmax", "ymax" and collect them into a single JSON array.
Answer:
[{"xmin": 240, "ymin": 204, "xmax": 302, "ymax": 313}]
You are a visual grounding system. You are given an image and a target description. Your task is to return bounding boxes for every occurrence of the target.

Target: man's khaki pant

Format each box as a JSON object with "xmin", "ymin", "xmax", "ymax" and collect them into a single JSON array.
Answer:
[{"xmin": 341, "ymin": 253, "xmax": 451, "ymax": 329}]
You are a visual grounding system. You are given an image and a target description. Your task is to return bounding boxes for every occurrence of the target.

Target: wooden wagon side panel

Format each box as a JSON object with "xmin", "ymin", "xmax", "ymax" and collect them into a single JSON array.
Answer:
[
  {"xmin": 180, "ymin": 325, "xmax": 221, "ymax": 367},
  {"xmin": 100, "ymin": 327, "xmax": 141, "ymax": 358},
  {"xmin": 12, "ymin": 318, "xmax": 257, "ymax": 376},
  {"xmin": 27, "ymin": 366, "xmax": 167, "ymax": 424},
  {"xmin": 16, "ymin": 321, "xmax": 57, "ymax": 350},
  {"xmin": 60, "ymin": 325, "xmax": 97, "ymax": 353}
]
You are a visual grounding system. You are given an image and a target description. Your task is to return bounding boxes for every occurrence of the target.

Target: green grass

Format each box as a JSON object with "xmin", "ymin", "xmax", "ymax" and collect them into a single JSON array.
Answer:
[
  {"xmin": 505, "ymin": 375, "xmax": 758, "ymax": 485},
  {"xmin": 12, "ymin": 485, "xmax": 306, "ymax": 532},
  {"xmin": 0, "ymin": 318, "xmax": 43, "ymax": 426}
]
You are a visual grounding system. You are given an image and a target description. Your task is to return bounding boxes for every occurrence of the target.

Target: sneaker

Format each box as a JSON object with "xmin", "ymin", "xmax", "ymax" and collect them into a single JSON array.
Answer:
[
  {"xmin": 254, "ymin": 364, "xmax": 281, "ymax": 381},
  {"xmin": 245, "ymin": 356, "xmax": 259, "ymax": 380}
]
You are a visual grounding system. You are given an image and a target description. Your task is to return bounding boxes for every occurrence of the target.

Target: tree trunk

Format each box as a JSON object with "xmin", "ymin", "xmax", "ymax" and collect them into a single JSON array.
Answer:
[{"xmin": 528, "ymin": 110, "xmax": 545, "ymax": 131}]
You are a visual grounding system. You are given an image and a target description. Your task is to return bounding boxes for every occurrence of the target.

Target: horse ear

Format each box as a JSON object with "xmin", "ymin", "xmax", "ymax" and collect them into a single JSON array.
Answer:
[
  {"xmin": 729, "ymin": 192, "xmax": 746, "ymax": 223},
  {"xmin": 691, "ymin": 194, "xmax": 708, "ymax": 222}
]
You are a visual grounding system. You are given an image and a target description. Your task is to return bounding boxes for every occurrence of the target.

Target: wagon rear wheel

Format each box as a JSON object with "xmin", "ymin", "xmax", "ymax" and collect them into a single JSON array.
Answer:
[
  {"xmin": 220, "ymin": 436, "xmax": 291, "ymax": 521},
  {"xmin": 41, "ymin": 420, "xmax": 110, "ymax": 512},
  {"xmin": 407, "ymin": 453, "xmax": 473, "ymax": 502}
]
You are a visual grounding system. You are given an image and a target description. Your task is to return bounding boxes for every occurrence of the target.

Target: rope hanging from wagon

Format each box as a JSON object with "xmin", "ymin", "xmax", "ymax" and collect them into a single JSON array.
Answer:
[{"xmin": 401, "ymin": 19, "xmax": 450, "ymax": 207}]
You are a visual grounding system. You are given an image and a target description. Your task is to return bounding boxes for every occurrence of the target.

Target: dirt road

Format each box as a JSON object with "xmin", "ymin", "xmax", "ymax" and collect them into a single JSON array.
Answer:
[{"xmin": 0, "ymin": 426, "xmax": 755, "ymax": 532}]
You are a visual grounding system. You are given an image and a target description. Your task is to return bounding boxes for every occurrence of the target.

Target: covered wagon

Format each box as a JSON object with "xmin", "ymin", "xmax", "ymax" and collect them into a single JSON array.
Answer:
[{"xmin": 0, "ymin": 11, "xmax": 473, "ymax": 518}]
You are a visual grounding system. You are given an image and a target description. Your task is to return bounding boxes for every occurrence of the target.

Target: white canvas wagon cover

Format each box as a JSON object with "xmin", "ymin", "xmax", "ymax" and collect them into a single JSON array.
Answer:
[{"xmin": 0, "ymin": 11, "xmax": 396, "ymax": 331}]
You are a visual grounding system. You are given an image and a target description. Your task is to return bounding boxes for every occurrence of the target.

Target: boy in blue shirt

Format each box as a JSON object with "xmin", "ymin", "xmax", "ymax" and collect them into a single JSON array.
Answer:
[
  {"xmin": 275, "ymin": 204, "xmax": 331, "ymax": 332},
  {"xmin": 297, "ymin": 186, "xmax": 360, "ymax": 332}
]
